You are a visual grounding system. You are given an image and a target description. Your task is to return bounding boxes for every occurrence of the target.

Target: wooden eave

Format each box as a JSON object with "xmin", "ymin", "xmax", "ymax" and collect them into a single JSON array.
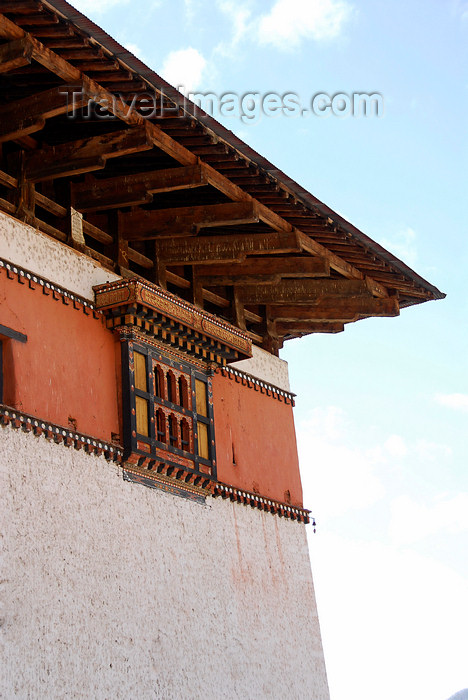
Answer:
[{"xmin": 0, "ymin": 1, "xmax": 445, "ymax": 356}]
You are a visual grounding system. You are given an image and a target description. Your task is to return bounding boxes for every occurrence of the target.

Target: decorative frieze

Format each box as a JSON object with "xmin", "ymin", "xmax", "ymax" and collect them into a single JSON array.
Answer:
[
  {"xmin": 212, "ymin": 483, "xmax": 312, "ymax": 525},
  {"xmin": 0, "ymin": 405, "xmax": 123, "ymax": 462},
  {"xmin": 0, "ymin": 257, "xmax": 99, "ymax": 318},
  {"xmin": 218, "ymin": 366, "xmax": 296, "ymax": 405},
  {"xmin": 123, "ymin": 465, "xmax": 212, "ymax": 504}
]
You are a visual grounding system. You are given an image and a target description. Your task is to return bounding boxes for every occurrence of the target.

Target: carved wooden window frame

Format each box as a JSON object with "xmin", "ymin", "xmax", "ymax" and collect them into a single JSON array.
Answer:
[{"xmin": 121, "ymin": 339, "xmax": 216, "ymax": 478}]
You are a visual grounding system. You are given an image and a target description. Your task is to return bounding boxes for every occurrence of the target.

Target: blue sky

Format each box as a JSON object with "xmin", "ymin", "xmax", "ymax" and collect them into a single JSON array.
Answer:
[{"xmin": 70, "ymin": 1, "xmax": 467, "ymax": 697}]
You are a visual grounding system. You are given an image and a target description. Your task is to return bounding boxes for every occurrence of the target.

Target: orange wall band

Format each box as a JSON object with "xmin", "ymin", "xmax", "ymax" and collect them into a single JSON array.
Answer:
[
  {"xmin": 0, "ymin": 269, "xmax": 303, "ymax": 506},
  {"xmin": 0, "ymin": 271, "xmax": 120, "ymax": 441},
  {"xmin": 212, "ymin": 373, "xmax": 303, "ymax": 507}
]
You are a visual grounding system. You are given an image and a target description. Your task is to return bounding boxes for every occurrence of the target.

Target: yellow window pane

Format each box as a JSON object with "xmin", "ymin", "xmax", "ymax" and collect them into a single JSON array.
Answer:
[
  {"xmin": 195, "ymin": 379, "xmax": 207, "ymax": 417},
  {"xmin": 134, "ymin": 351, "xmax": 147, "ymax": 392},
  {"xmin": 197, "ymin": 422, "xmax": 209, "ymax": 460},
  {"xmin": 135, "ymin": 395, "xmax": 149, "ymax": 436}
]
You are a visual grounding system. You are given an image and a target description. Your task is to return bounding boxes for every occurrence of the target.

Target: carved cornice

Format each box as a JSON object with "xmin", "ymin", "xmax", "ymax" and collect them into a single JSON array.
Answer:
[
  {"xmin": 0, "ymin": 404, "xmax": 123, "ymax": 462},
  {"xmin": 94, "ymin": 278, "xmax": 252, "ymax": 365},
  {"xmin": 212, "ymin": 483, "xmax": 311, "ymax": 524},
  {"xmin": 218, "ymin": 366, "xmax": 296, "ymax": 405},
  {"xmin": 0, "ymin": 257, "xmax": 98, "ymax": 317}
]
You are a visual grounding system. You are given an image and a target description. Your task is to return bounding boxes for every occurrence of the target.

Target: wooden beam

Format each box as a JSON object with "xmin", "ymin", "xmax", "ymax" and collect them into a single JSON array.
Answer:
[
  {"xmin": 200, "ymin": 273, "xmax": 282, "ymax": 287},
  {"xmin": 191, "ymin": 268, "xmax": 203, "ymax": 307},
  {"xmin": 24, "ymin": 125, "xmax": 154, "ymax": 182},
  {"xmin": 232, "ymin": 287, "xmax": 246, "ymax": 330},
  {"xmin": 270, "ymin": 296, "xmax": 400, "ymax": 322},
  {"xmin": 111, "ymin": 210, "xmax": 129, "ymax": 272},
  {"xmin": 155, "ymin": 231, "xmax": 302, "ymax": 264},
  {"xmin": 237, "ymin": 279, "xmax": 373, "ymax": 305},
  {"xmin": 0, "ymin": 84, "xmax": 89, "ymax": 143},
  {"xmin": 0, "ymin": 2, "xmax": 44, "ymax": 14},
  {"xmin": 72, "ymin": 165, "xmax": 208, "ymax": 212},
  {"xmin": 261, "ymin": 305, "xmax": 281, "ymax": 356},
  {"xmin": 35, "ymin": 190, "xmax": 67, "ymax": 218},
  {"xmin": 277, "ymin": 321, "xmax": 345, "ymax": 335},
  {"xmin": 195, "ymin": 256, "xmax": 330, "ymax": 284},
  {"xmin": 0, "ymin": 36, "xmax": 33, "ymax": 73},
  {"xmin": 82, "ymin": 219, "xmax": 112, "ymax": 246},
  {"xmin": 165, "ymin": 270, "xmax": 191, "ymax": 289},
  {"xmin": 0, "ymin": 14, "xmax": 25, "ymax": 39},
  {"xmin": 121, "ymin": 202, "xmax": 260, "ymax": 241},
  {"xmin": 202, "ymin": 287, "xmax": 230, "ymax": 309}
]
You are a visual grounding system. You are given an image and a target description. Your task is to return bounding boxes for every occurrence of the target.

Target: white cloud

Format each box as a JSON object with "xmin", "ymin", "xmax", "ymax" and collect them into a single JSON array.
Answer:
[
  {"xmin": 257, "ymin": 0, "xmax": 353, "ymax": 50},
  {"xmin": 297, "ymin": 408, "xmax": 453, "ymax": 520},
  {"xmin": 383, "ymin": 433, "xmax": 408, "ymax": 459},
  {"xmin": 309, "ymin": 533, "xmax": 468, "ymax": 700},
  {"xmin": 216, "ymin": 0, "xmax": 253, "ymax": 52},
  {"xmin": 389, "ymin": 493, "xmax": 468, "ymax": 545},
  {"xmin": 183, "ymin": 0, "xmax": 199, "ymax": 23},
  {"xmin": 160, "ymin": 48, "xmax": 207, "ymax": 95},
  {"xmin": 379, "ymin": 226, "xmax": 418, "ymax": 268},
  {"xmin": 435, "ymin": 393, "xmax": 468, "ymax": 412},
  {"xmin": 297, "ymin": 406, "xmax": 386, "ymax": 517}
]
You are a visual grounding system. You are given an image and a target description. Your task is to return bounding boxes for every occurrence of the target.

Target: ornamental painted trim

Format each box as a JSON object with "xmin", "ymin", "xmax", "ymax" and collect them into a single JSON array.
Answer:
[
  {"xmin": 0, "ymin": 404, "xmax": 123, "ymax": 462},
  {"xmin": 212, "ymin": 483, "xmax": 311, "ymax": 525},
  {"xmin": 0, "ymin": 257, "xmax": 98, "ymax": 317},
  {"xmin": 119, "ymin": 327, "xmax": 213, "ymax": 371},
  {"xmin": 123, "ymin": 465, "xmax": 210, "ymax": 504},
  {"xmin": 94, "ymin": 278, "xmax": 252, "ymax": 363},
  {"xmin": 218, "ymin": 366, "xmax": 296, "ymax": 405}
]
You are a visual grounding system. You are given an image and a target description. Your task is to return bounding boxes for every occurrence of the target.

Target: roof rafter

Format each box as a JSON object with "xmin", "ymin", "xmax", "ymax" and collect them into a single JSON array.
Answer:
[
  {"xmin": 270, "ymin": 297, "xmax": 400, "ymax": 322},
  {"xmin": 155, "ymin": 231, "xmax": 304, "ymax": 264},
  {"xmin": 194, "ymin": 257, "xmax": 330, "ymax": 284},
  {"xmin": 0, "ymin": 35, "xmax": 33, "ymax": 72},
  {"xmin": 237, "ymin": 279, "xmax": 375, "ymax": 305},
  {"xmin": 277, "ymin": 321, "xmax": 345, "ymax": 335},
  {"xmin": 24, "ymin": 125, "xmax": 154, "ymax": 181},
  {"xmin": 71, "ymin": 165, "xmax": 208, "ymax": 211},
  {"xmin": 121, "ymin": 202, "xmax": 261, "ymax": 240}
]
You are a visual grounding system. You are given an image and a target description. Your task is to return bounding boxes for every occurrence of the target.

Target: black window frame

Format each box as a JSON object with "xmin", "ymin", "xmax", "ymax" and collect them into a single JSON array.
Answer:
[
  {"xmin": 0, "ymin": 324, "xmax": 28, "ymax": 406},
  {"xmin": 122, "ymin": 339, "xmax": 216, "ymax": 478}
]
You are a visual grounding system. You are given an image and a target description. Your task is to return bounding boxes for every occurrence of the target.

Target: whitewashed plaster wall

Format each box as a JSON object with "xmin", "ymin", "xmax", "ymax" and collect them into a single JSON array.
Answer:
[
  {"xmin": 0, "ymin": 425, "xmax": 329, "ymax": 700},
  {"xmin": 231, "ymin": 345, "xmax": 291, "ymax": 392},
  {"xmin": 0, "ymin": 210, "xmax": 119, "ymax": 301}
]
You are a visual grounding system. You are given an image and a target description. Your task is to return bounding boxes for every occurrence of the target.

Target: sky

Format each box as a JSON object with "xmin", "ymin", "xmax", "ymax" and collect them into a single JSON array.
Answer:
[{"xmin": 68, "ymin": 1, "xmax": 467, "ymax": 698}]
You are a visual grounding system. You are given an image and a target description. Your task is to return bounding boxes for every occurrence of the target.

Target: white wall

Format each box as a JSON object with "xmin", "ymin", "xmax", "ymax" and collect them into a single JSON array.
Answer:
[
  {"xmin": 0, "ymin": 210, "xmax": 119, "ymax": 301},
  {"xmin": 0, "ymin": 425, "xmax": 329, "ymax": 700},
  {"xmin": 231, "ymin": 345, "xmax": 291, "ymax": 392}
]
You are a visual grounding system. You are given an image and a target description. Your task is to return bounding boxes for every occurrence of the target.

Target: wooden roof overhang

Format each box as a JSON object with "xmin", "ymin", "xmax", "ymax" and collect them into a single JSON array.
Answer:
[{"xmin": 0, "ymin": 1, "xmax": 445, "ymax": 355}]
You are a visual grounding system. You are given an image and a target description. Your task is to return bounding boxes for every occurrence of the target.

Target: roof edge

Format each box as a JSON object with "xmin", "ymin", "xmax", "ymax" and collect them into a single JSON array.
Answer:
[{"xmin": 40, "ymin": 0, "xmax": 445, "ymax": 302}]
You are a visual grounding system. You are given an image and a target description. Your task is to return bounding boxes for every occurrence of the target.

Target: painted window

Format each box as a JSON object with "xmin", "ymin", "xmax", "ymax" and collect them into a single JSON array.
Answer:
[{"xmin": 122, "ymin": 341, "xmax": 216, "ymax": 478}]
